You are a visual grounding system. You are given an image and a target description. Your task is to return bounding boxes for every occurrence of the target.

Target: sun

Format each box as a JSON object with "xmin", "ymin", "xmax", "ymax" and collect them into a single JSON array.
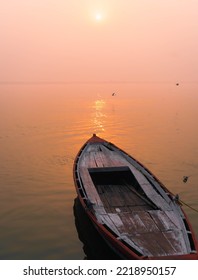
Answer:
[
  {"xmin": 95, "ymin": 13, "xmax": 103, "ymax": 21},
  {"xmin": 87, "ymin": 7, "xmax": 107, "ymax": 24}
]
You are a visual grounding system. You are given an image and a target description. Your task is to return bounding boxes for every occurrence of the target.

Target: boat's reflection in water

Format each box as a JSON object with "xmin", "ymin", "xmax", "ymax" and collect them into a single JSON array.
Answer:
[{"xmin": 73, "ymin": 198, "xmax": 121, "ymax": 260}]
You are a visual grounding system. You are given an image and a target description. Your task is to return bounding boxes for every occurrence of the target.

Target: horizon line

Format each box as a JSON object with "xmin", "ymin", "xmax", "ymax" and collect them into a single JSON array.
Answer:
[{"xmin": 0, "ymin": 80, "xmax": 197, "ymax": 85}]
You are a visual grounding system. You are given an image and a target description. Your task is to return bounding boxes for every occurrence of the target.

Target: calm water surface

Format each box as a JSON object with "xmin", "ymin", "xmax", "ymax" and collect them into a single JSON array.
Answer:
[{"xmin": 0, "ymin": 83, "xmax": 198, "ymax": 259}]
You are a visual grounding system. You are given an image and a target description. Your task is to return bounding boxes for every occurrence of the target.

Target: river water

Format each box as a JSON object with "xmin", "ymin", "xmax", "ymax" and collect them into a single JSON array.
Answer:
[{"xmin": 0, "ymin": 83, "xmax": 197, "ymax": 259}]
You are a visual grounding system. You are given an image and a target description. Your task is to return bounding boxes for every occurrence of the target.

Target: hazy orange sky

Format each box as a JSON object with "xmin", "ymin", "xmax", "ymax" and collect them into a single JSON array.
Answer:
[{"xmin": 1, "ymin": 0, "xmax": 198, "ymax": 83}]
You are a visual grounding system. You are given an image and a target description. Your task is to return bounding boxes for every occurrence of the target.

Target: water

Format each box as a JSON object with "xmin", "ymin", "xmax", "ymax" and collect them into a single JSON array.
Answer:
[{"xmin": 0, "ymin": 83, "xmax": 198, "ymax": 259}]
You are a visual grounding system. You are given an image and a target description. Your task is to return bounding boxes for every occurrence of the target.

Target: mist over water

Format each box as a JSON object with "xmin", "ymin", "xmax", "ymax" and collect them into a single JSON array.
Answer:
[{"xmin": 0, "ymin": 83, "xmax": 198, "ymax": 259}]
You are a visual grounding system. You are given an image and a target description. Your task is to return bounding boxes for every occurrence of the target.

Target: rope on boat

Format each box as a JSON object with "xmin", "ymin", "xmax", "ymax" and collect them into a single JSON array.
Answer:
[{"xmin": 179, "ymin": 199, "xmax": 198, "ymax": 213}]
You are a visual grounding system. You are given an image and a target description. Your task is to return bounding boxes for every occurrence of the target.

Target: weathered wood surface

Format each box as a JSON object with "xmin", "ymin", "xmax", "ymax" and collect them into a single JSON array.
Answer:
[
  {"xmin": 82, "ymin": 144, "xmax": 172, "ymax": 211},
  {"xmin": 79, "ymin": 167, "xmax": 102, "ymax": 206},
  {"xmin": 96, "ymin": 184, "xmax": 188, "ymax": 255},
  {"xmin": 78, "ymin": 142, "xmax": 190, "ymax": 256}
]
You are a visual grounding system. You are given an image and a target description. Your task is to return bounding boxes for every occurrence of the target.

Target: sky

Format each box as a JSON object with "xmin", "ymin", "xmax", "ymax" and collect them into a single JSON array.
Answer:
[{"xmin": 0, "ymin": 0, "xmax": 198, "ymax": 83}]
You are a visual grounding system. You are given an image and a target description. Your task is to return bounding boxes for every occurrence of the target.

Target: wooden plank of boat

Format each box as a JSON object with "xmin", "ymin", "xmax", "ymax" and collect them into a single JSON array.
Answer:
[
  {"xmin": 91, "ymin": 144, "xmax": 173, "ymax": 211},
  {"xmin": 100, "ymin": 209, "xmax": 188, "ymax": 256},
  {"xmin": 79, "ymin": 167, "xmax": 102, "ymax": 206},
  {"xmin": 73, "ymin": 134, "xmax": 198, "ymax": 259}
]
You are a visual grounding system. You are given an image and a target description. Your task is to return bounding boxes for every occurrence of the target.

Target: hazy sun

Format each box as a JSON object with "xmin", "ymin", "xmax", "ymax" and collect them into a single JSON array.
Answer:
[
  {"xmin": 88, "ymin": 7, "xmax": 107, "ymax": 24},
  {"xmin": 95, "ymin": 13, "xmax": 103, "ymax": 21}
]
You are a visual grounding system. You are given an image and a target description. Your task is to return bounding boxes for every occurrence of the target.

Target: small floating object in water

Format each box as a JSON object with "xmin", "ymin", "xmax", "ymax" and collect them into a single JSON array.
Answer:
[
  {"xmin": 176, "ymin": 83, "xmax": 179, "ymax": 86},
  {"xmin": 112, "ymin": 92, "xmax": 116, "ymax": 96},
  {"xmin": 183, "ymin": 176, "xmax": 189, "ymax": 183}
]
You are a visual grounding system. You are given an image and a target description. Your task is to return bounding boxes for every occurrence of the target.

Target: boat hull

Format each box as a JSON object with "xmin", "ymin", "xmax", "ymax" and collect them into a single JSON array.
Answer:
[{"xmin": 73, "ymin": 134, "xmax": 198, "ymax": 260}]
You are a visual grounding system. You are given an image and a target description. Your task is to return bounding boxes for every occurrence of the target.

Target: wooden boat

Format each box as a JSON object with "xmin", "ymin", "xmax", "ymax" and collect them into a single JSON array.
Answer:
[{"xmin": 73, "ymin": 134, "xmax": 198, "ymax": 259}]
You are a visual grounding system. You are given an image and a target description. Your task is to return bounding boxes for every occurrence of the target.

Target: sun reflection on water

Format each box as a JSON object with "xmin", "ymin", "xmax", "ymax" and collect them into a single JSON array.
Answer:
[{"xmin": 92, "ymin": 99, "xmax": 106, "ymax": 133}]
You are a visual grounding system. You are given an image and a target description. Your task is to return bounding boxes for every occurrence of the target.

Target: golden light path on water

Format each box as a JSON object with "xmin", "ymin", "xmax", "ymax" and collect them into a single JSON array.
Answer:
[{"xmin": 92, "ymin": 99, "xmax": 106, "ymax": 133}]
